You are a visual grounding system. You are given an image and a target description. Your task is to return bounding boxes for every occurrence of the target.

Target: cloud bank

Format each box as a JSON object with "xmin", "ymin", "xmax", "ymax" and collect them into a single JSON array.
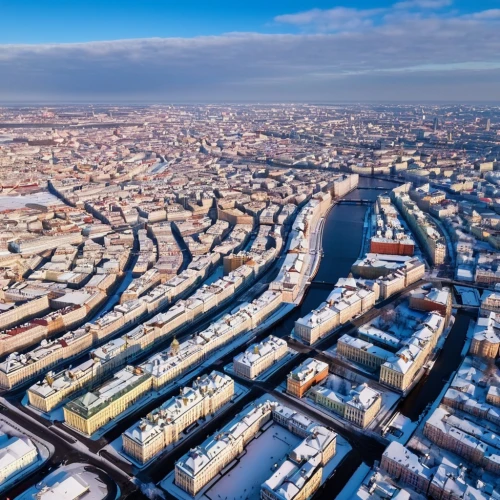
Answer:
[{"xmin": 1, "ymin": 4, "xmax": 500, "ymax": 102}]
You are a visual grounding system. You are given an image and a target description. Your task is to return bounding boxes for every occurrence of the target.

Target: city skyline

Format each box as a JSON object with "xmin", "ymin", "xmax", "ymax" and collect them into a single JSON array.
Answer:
[{"xmin": 1, "ymin": 0, "xmax": 499, "ymax": 102}]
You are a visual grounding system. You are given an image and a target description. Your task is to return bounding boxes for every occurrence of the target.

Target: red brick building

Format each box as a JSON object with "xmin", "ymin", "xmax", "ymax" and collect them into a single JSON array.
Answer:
[{"xmin": 370, "ymin": 238, "xmax": 414, "ymax": 256}]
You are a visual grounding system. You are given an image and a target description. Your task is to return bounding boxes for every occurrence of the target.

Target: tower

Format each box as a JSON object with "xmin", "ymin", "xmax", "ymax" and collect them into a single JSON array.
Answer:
[{"xmin": 171, "ymin": 337, "xmax": 180, "ymax": 356}]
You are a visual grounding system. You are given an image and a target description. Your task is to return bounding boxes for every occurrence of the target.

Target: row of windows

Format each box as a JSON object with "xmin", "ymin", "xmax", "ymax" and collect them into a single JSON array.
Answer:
[{"xmin": 339, "ymin": 347, "xmax": 383, "ymax": 368}]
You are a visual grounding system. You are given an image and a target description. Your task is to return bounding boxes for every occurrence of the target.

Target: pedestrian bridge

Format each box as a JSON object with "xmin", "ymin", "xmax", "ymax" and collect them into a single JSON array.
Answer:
[
  {"xmin": 306, "ymin": 281, "xmax": 337, "ymax": 288},
  {"xmin": 337, "ymin": 199, "xmax": 373, "ymax": 206},
  {"xmin": 356, "ymin": 186, "xmax": 390, "ymax": 191}
]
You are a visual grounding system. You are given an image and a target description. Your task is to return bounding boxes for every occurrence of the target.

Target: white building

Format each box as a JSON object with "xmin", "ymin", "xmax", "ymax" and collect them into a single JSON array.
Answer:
[
  {"xmin": 0, "ymin": 432, "xmax": 38, "ymax": 484},
  {"xmin": 35, "ymin": 474, "xmax": 90, "ymax": 500},
  {"xmin": 233, "ymin": 335, "xmax": 288, "ymax": 379},
  {"xmin": 294, "ymin": 275, "xmax": 377, "ymax": 345},
  {"xmin": 122, "ymin": 372, "xmax": 234, "ymax": 465}
]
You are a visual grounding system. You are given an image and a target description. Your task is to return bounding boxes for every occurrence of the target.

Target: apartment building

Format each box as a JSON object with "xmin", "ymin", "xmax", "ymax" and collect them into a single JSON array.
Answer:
[
  {"xmin": 337, "ymin": 334, "xmax": 392, "ymax": 371},
  {"xmin": 480, "ymin": 292, "xmax": 500, "ymax": 315},
  {"xmin": 328, "ymin": 278, "xmax": 376, "ymax": 322},
  {"xmin": 175, "ymin": 401, "xmax": 273, "ymax": 495},
  {"xmin": 119, "ymin": 288, "xmax": 282, "ymax": 392},
  {"xmin": 370, "ymin": 195, "xmax": 415, "ymax": 256},
  {"xmin": 354, "ymin": 470, "xmax": 418, "ymax": 499},
  {"xmin": 0, "ymin": 322, "xmax": 48, "ymax": 358},
  {"xmin": 63, "ymin": 365, "xmax": 152, "ymax": 436},
  {"xmin": 175, "ymin": 400, "xmax": 337, "ymax": 497},
  {"xmin": 424, "ymin": 407, "xmax": 500, "ymax": 475},
  {"xmin": 261, "ymin": 424, "xmax": 336, "ymax": 500},
  {"xmin": 120, "ymin": 268, "xmax": 162, "ymax": 303},
  {"xmin": 378, "ymin": 271, "xmax": 407, "ymax": 300},
  {"xmin": 142, "ymin": 310, "xmax": 250, "ymax": 391},
  {"xmin": 311, "ymin": 376, "xmax": 382, "ymax": 428},
  {"xmin": 233, "ymin": 335, "xmax": 287, "ymax": 379},
  {"xmin": 392, "ymin": 189, "xmax": 447, "ymax": 265},
  {"xmin": 409, "ymin": 287, "xmax": 452, "ymax": 320},
  {"xmin": 379, "ymin": 312, "xmax": 445, "ymax": 392},
  {"xmin": 441, "ymin": 356, "xmax": 500, "ymax": 428},
  {"xmin": 381, "ymin": 442, "xmax": 432, "ymax": 494},
  {"xmin": 379, "ymin": 340, "xmax": 425, "ymax": 392},
  {"xmin": 287, "ymin": 358, "xmax": 329, "ymax": 398},
  {"xmin": 0, "ymin": 330, "xmax": 92, "ymax": 389},
  {"xmin": 358, "ymin": 325, "xmax": 401, "ymax": 351},
  {"xmin": 260, "ymin": 204, "xmax": 281, "ymax": 225},
  {"xmin": 332, "ymin": 174, "xmax": 359, "ymax": 198},
  {"xmin": 270, "ymin": 252, "xmax": 306, "ymax": 303},
  {"xmin": 370, "ymin": 236, "xmax": 415, "ymax": 256},
  {"xmin": 0, "ymin": 295, "xmax": 50, "ymax": 330},
  {"xmin": 294, "ymin": 276, "xmax": 377, "ymax": 345},
  {"xmin": 470, "ymin": 312, "xmax": 500, "ymax": 359},
  {"xmin": 382, "ymin": 440, "xmax": 497, "ymax": 498},
  {"xmin": 0, "ymin": 433, "xmax": 38, "ymax": 484},
  {"xmin": 122, "ymin": 372, "xmax": 234, "ymax": 465},
  {"xmin": 352, "ymin": 254, "xmax": 425, "ymax": 286},
  {"xmin": 9, "ymin": 232, "xmax": 83, "ymax": 254},
  {"xmin": 27, "ymin": 338, "xmax": 128, "ymax": 412},
  {"xmin": 294, "ymin": 303, "xmax": 340, "ymax": 345}
]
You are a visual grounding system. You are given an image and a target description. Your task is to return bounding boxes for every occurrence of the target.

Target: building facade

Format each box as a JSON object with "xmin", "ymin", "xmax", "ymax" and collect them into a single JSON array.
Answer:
[
  {"xmin": 233, "ymin": 335, "xmax": 287, "ymax": 379},
  {"xmin": 63, "ymin": 365, "xmax": 152, "ymax": 436},
  {"xmin": 286, "ymin": 358, "xmax": 329, "ymax": 398},
  {"xmin": 122, "ymin": 372, "xmax": 234, "ymax": 465}
]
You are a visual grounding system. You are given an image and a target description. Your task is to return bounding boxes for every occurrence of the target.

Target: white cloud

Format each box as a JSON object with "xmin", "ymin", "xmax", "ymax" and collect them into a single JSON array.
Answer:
[
  {"xmin": 1, "ymin": 7, "xmax": 499, "ymax": 102},
  {"xmin": 394, "ymin": 0, "xmax": 453, "ymax": 10},
  {"xmin": 274, "ymin": 0, "xmax": 455, "ymax": 33},
  {"xmin": 274, "ymin": 7, "xmax": 384, "ymax": 32},
  {"xmin": 466, "ymin": 9, "xmax": 500, "ymax": 20}
]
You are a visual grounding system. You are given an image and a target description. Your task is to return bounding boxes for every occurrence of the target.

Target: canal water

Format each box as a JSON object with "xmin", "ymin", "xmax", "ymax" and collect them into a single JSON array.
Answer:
[
  {"xmin": 267, "ymin": 175, "xmax": 472, "ymax": 499},
  {"xmin": 268, "ymin": 176, "xmax": 396, "ymax": 337},
  {"xmin": 397, "ymin": 310, "xmax": 472, "ymax": 421}
]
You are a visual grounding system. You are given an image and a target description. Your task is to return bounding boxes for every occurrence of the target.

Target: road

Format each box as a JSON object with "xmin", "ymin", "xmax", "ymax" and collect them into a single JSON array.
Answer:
[
  {"xmin": 3, "ymin": 178, "xmax": 467, "ymax": 499},
  {"xmin": 0, "ymin": 398, "xmax": 144, "ymax": 499},
  {"xmin": 129, "ymin": 278, "xmax": 426, "ymax": 493},
  {"xmin": 0, "ymin": 204, "xmax": 308, "ymax": 498}
]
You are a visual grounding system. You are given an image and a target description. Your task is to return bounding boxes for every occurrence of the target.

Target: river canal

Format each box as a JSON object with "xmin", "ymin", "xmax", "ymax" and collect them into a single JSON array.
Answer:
[
  {"xmin": 11, "ymin": 176, "xmax": 472, "ymax": 500},
  {"xmin": 273, "ymin": 175, "xmax": 472, "ymax": 499},
  {"xmin": 142, "ymin": 175, "xmax": 471, "ymax": 498},
  {"xmin": 269, "ymin": 176, "xmax": 397, "ymax": 338}
]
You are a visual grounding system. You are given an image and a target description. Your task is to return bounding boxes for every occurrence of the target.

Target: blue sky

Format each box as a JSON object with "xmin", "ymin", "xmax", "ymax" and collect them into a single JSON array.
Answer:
[
  {"xmin": 1, "ymin": 0, "xmax": 497, "ymax": 42},
  {"xmin": 1, "ymin": 0, "xmax": 500, "ymax": 102}
]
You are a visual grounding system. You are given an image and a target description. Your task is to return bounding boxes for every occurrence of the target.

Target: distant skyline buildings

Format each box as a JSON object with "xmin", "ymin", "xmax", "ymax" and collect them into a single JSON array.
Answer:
[{"xmin": 1, "ymin": 0, "xmax": 500, "ymax": 102}]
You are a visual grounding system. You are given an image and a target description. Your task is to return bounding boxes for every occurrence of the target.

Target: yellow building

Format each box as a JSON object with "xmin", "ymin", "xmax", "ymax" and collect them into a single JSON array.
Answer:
[
  {"xmin": 337, "ymin": 334, "xmax": 392, "ymax": 371},
  {"xmin": 174, "ymin": 400, "xmax": 337, "ymax": 498},
  {"xmin": 122, "ymin": 372, "xmax": 234, "ymax": 465},
  {"xmin": 379, "ymin": 341, "xmax": 424, "ymax": 392},
  {"xmin": 311, "ymin": 376, "xmax": 382, "ymax": 429},
  {"xmin": 0, "ymin": 434, "xmax": 38, "ymax": 484},
  {"xmin": 470, "ymin": 313, "xmax": 500, "ymax": 359},
  {"xmin": 233, "ymin": 335, "xmax": 287, "ymax": 379},
  {"xmin": 63, "ymin": 365, "xmax": 152, "ymax": 436},
  {"xmin": 27, "ymin": 337, "xmax": 128, "ymax": 413},
  {"xmin": 0, "ymin": 330, "xmax": 92, "ymax": 389},
  {"xmin": 0, "ymin": 295, "xmax": 50, "ymax": 330}
]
